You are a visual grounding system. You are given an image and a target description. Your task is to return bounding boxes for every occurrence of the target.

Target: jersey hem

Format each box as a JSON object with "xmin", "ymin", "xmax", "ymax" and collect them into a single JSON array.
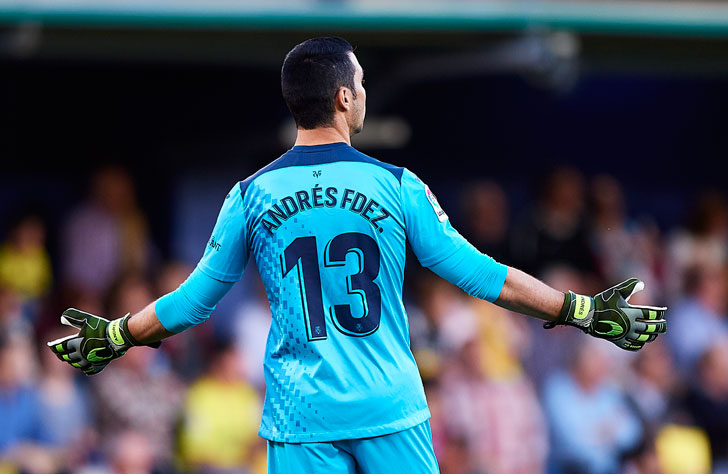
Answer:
[{"xmin": 258, "ymin": 408, "xmax": 431, "ymax": 443}]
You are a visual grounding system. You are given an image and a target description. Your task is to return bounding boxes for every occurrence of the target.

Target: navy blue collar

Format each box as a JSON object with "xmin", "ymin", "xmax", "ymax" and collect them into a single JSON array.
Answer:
[{"xmin": 290, "ymin": 142, "xmax": 350, "ymax": 153}]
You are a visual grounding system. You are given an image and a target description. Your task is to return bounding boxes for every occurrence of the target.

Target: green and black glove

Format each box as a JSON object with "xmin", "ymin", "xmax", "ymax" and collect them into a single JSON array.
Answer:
[
  {"xmin": 47, "ymin": 308, "xmax": 156, "ymax": 375},
  {"xmin": 545, "ymin": 278, "xmax": 667, "ymax": 351}
]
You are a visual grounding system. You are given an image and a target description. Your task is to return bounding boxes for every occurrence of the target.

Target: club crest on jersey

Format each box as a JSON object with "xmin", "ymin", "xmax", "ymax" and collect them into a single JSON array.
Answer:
[{"xmin": 425, "ymin": 185, "xmax": 448, "ymax": 222}]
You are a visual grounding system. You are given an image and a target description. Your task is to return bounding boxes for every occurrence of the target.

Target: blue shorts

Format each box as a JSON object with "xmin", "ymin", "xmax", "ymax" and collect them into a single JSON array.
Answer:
[{"xmin": 267, "ymin": 420, "xmax": 439, "ymax": 474}]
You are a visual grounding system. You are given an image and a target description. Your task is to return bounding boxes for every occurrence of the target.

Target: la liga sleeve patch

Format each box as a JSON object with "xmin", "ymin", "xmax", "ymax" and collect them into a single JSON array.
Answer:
[{"xmin": 425, "ymin": 185, "xmax": 448, "ymax": 222}]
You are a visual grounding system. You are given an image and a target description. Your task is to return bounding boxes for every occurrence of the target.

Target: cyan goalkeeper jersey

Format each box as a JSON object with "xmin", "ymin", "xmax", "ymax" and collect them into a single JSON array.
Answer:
[{"xmin": 197, "ymin": 142, "xmax": 506, "ymax": 442}]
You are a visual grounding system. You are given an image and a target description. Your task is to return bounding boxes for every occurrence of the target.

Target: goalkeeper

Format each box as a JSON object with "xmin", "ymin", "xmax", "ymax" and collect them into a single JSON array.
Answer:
[{"xmin": 47, "ymin": 37, "xmax": 666, "ymax": 474}]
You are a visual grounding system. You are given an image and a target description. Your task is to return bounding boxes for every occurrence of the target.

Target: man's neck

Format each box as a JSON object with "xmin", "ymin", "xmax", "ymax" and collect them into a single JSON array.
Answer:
[{"xmin": 294, "ymin": 124, "xmax": 351, "ymax": 147}]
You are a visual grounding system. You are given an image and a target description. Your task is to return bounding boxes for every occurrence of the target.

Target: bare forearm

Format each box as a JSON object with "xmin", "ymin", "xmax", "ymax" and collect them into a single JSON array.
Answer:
[
  {"xmin": 495, "ymin": 266, "xmax": 565, "ymax": 321},
  {"xmin": 127, "ymin": 301, "xmax": 174, "ymax": 344}
]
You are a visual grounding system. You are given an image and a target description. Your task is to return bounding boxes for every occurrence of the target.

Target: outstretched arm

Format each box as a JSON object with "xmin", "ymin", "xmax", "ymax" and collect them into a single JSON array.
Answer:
[
  {"xmin": 48, "ymin": 182, "xmax": 246, "ymax": 375},
  {"xmin": 494, "ymin": 266, "xmax": 564, "ymax": 322},
  {"xmin": 431, "ymin": 246, "xmax": 666, "ymax": 351},
  {"xmin": 126, "ymin": 302, "xmax": 173, "ymax": 344},
  {"xmin": 400, "ymin": 168, "xmax": 666, "ymax": 351},
  {"xmin": 426, "ymin": 243, "xmax": 564, "ymax": 322},
  {"xmin": 47, "ymin": 266, "xmax": 234, "ymax": 374},
  {"xmin": 129, "ymin": 263, "xmax": 236, "ymax": 343}
]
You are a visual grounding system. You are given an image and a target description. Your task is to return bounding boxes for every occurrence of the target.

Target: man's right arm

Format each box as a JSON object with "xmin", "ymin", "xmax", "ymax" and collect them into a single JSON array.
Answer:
[
  {"xmin": 48, "ymin": 183, "xmax": 248, "ymax": 373},
  {"xmin": 129, "ymin": 266, "xmax": 235, "ymax": 344},
  {"xmin": 126, "ymin": 302, "xmax": 173, "ymax": 344}
]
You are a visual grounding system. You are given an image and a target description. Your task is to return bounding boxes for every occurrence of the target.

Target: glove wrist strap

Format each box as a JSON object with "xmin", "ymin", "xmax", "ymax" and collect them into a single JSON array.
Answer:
[
  {"xmin": 107, "ymin": 314, "xmax": 138, "ymax": 351},
  {"xmin": 544, "ymin": 291, "xmax": 594, "ymax": 330},
  {"xmin": 564, "ymin": 291, "xmax": 594, "ymax": 329},
  {"xmin": 543, "ymin": 292, "xmax": 572, "ymax": 329},
  {"xmin": 557, "ymin": 291, "xmax": 572, "ymax": 324}
]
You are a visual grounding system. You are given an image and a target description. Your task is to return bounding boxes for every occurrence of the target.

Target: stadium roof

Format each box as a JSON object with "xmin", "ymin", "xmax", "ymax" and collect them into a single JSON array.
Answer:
[{"xmin": 3, "ymin": 0, "xmax": 728, "ymax": 37}]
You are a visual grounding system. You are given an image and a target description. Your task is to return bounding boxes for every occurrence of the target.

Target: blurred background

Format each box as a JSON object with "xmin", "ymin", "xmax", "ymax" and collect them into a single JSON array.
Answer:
[{"xmin": 1, "ymin": 1, "xmax": 728, "ymax": 473}]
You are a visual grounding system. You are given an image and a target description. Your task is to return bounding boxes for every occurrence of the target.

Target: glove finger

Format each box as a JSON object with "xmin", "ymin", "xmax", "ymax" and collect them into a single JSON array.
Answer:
[
  {"xmin": 61, "ymin": 308, "xmax": 93, "ymax": 330},
  {"xmin": 72, "ymin": 361, "xmax": 91, "ymax": 369},
  {"xmin": 55, "ymin": 350, "xmax": 84, "ymax": 364},
  {"xmin": 612, "ymin": 278, "xmax": 644, "ymax": 302},
  {"xmin": 52, "ymin": 338, "xmax": 87, "ymax": 367},
  {"xmin": 66, "ymin": 357, "xmax": 92, "ymax": 370},
  {"xmin": 628, "ymin": 333, "xmax": 659, "ymax": 344},
  {"xmin": 47, "ymin": 333, "xmax": 78, "ymax": 353},
  {"xmin": 633, "ymin": 306, "xmax": 667, "ymax": 317},
  {"xmin": 49, "ymin": 337, "xmax": 93, "ymax": 370},
  {"xmin": 637, "ymin": 320, "xmax": 666, "ymax": 336},
  {"xmin": 635, "ymin": 308, "xmax": 668, "ymax": 333},
  {"xmin": 82, "ymin": 363, "xmax": 108, "ymax": 376}
]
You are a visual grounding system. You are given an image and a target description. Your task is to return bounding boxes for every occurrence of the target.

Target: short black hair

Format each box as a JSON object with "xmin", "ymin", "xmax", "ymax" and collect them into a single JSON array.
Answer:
[{"xmin": 281, "ymin": 37, "xmax": 356, "ymax": 130}]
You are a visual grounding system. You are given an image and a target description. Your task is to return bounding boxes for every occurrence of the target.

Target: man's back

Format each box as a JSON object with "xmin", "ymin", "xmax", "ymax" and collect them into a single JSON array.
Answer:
[{"xmin": 200, "ymin": 142, "xmax": 442, "ymax": 441}]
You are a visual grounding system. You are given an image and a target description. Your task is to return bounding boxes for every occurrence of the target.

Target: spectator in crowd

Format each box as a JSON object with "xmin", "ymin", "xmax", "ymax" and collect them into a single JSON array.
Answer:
[
  {"xmin": 588, "ymin": 174, "xmax": 664, "ymax": 301},
  {"xmin": 0, "ymin": 333, "xmax": 54, "ymax": 473},
  {"xmin": 665, "ymin": 263, "xmax": 728, "ymax": 374},
  {"xmin": 37, "ymin": 328, "xmax": 94, "ymax": 471},
  {"xmin": 156, "ymin": 260, "xmax": 211, "ymax": 380},
  {"xmin": 178, "ymin": 339, "xmax": 264, "ymax": 473},
  {"xmin": 458, "ymin": 180, "xmax": 511, "ymax": 263},
  {"xmin": 92, "ymin": 344, "xmax": 184, "ymax": 472},
  {"xmin": 522, "ymin": 265, "xmax": 588, "ymax": 388},
  {"xmin": 61, "ymin": 165, "xmax": 154, "ymax": 299},
  {"xmin": 0, "ymin": 212, "xmax": 52, "ymax": 303},
  {"xmin": 409, "ymin": 272, "xmax": 480, "ymax": 357},
  {"xmin": 437, "ymin": 435, "xmax": 473, "ymax": 474},
  {"xmin": 91, "ymin": 274, "xmax": 184, "ymax": 472},
  {"xmin": 78, "ymin": 429, "xmax": 157, "ymax": 474},
  {"xmin": 468, "ymin": 297, "xmax": 532, "ymax": 382},
  {"xmin": 0, "ymin": 285, "xmax": 34, "ymax": 351},
  {"xmin": 682, "ymin": 339, "xmax": 728, "ymax": 473},
  {"xmin": 627, "ymin": 339, "xmax": 678, "ymax": 425},
  {"xmin": 667, "ymin": 191, "xmax": 728, "ymax": 298},
  {"xmin": 441, "ymin": 335, "xmax": 547, "ymax": 474},
  {"xmin": 543, "ymin": 338, "xmax": 643, "ymax": 474},
  {"xmin": 654, "ymin": 423, "xmax": 712, "ymax": 474},
  {"xmin": 108, "ymin": 430, "xmax": 157, "ymax": 474},
  {"xmin": 234, "ymin": 274, "xmax": 272, "ymax": 392},
  {"xmin": 509, "ymin": 167, "xmax": 597, "ymax": 278}
]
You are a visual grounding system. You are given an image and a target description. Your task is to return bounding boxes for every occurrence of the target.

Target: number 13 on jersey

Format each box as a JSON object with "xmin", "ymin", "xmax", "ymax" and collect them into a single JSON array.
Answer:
[{"xmin": 280, "ymin": 232, "xmax": 382, "ymax": 341}]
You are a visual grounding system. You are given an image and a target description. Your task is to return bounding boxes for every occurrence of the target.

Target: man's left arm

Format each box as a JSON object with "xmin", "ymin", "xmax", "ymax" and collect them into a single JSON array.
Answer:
[
  {"xmin": 400, "ymin": 173, "xmax": 667, "ymax": 350},
  {"xmin": 402, "ymin": 169, "xmax": 666, "ymax": 351},
  {"xmin": 486, "ymin": 263, "xmax": 667, "ymax": 351},
  {"xmin": 494, "ymin": 266, "xmax": 564, "ymax": 321}
]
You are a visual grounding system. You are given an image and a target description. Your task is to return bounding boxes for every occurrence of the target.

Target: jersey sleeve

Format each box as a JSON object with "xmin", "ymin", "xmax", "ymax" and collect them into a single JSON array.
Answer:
[
  {"xmin": 197, "ymin": 183, "xmax": 249, "ymax": 282},
  {"xmin": 401, "ymin": 168, "xmax": 468, "ymax": 267},
  {"xmin": 401, "ymin": 168, "xmax": 507, "ymax": 302},
  {"xmin": 155, "ymin": 265, "xmax": 235, "ymax": 333}
]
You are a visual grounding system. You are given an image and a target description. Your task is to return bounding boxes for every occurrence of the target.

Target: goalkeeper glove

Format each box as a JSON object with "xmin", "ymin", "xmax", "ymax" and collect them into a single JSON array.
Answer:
[
  {"xmin": 545, "ymin": 278, "xmax": 667, "ymax": 351},
  {"xmin": 47, "ymin": 308, "xmax": 158, "ymax": 375}
]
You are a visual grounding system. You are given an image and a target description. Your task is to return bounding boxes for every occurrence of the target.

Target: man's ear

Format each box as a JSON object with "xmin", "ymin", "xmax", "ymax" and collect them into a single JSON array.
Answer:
[{"xmin": 335, "ymin": 87, "xmax": 351, "ymax": 111}]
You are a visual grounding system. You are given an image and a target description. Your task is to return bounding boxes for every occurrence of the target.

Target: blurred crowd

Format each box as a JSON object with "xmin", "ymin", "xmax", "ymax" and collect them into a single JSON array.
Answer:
[{"xmin": 1, "ymin": 164, "xmax": 727, "ymax": 474}]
